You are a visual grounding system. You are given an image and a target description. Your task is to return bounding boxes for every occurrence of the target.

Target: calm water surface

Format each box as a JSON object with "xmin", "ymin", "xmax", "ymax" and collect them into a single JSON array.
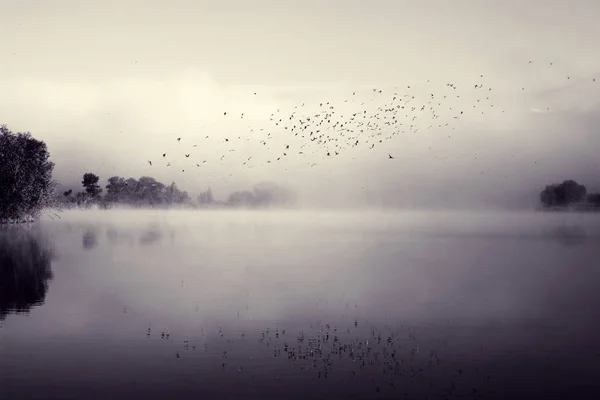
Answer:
[{"xmin": 1, "ymin": 209, "xmax": 600, "ymax": 399}]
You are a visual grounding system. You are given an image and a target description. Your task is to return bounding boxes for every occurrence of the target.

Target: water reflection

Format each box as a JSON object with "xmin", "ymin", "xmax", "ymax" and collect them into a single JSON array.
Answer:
[
  {"xmin": 545, "ymin": 224, "xmax": 587, "ymax": 247},
  {"xmin": 0, "ymin": 226, "xmax": 54, "ymax": 320},
  {"xmin": 139, "ymin": 224, "xmax": 162, "ymax": 246},
  {"xmin": 106, "ymin": 226, "xmax": 119, "ymax": 245},
  {"xmin": 113, "ymin": 225, "xmax": 175, "ymax": 247},
  {"xmin": 82, "ymin": 227, "xmax": 99, "ymax": 250},
  {"xmin": 2, "ymin": 210, "xmax": 599, "ymax": 399}
]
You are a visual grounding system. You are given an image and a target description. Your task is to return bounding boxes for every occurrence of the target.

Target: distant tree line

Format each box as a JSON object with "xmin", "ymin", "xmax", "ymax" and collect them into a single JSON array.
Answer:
[
  {"xmin": 60, "ymin": 173, "xmax": 293, "ymax": 209},
  {"xmin": 226, "ymin": 182, "xmax": 294, "ymax": 208},
  {"xmin": 62, "ymin": 174, "xmax": 191, "ymax": 208},
  {"xmin": 539, "ymin": 179, "xmax": 600, "ymax": 210}
]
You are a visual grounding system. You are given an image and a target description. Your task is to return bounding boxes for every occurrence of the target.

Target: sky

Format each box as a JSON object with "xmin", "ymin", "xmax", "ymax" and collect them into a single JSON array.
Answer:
[{"xmin": 1, "ymin": 0, "xmax": 599, "ymax": 209}]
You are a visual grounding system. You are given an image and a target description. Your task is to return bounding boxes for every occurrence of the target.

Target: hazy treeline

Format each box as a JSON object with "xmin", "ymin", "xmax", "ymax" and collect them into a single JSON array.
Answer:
[
  {"xmin": 539, "ymin": 179, "xmax": 600, "ymax": 211},
  {"xmin": 62, "ymin": 174, "xmax": 191, "ymax": 208},
  {"xmin": 60, "ymin": 173, "xmax": 294, "ymax": 209},
  {"xmin": 2, "ymin": 123, "xmax": 599, "ymax": 223}
]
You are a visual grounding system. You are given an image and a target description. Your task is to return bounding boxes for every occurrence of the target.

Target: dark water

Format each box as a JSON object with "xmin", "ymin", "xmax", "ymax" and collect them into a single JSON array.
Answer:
[{"xmin": 1, "ymin": 209, "xmax": 600, "ymax": 400}]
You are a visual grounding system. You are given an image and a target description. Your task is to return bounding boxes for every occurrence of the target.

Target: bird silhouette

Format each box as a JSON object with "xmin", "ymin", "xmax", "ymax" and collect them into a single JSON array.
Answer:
[
  {"xmin": 389, "ymin": 154, "xmax": 395, "ymax": 159},
  {"xmin": 148, "ymin": 161, "xmax": 152, "ymax": 166},
  {"xmin": 163, "ymin": 153, "xmax": 166, "ymax": 157},
  {"xmin": 177, "ymin": 138, "xmax": 181, "ymax": 141},
  {"xmin": 185, "ymin": 154, "xmax": 190, "ymax": 158}
]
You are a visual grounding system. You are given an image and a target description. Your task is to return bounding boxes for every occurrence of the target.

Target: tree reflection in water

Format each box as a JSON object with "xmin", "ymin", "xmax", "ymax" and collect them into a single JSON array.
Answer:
[
  {"xmin": 82, "ymin": 227, "xmax": 99, "ymax": 250},
  {"xmin": 0, "ymin": 226, "xmax": 54, "ymax": 320}
]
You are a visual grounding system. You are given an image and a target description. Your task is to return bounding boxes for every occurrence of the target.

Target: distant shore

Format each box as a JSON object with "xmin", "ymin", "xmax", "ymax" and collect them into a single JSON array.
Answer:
[{"xmin": 538, "ymin": 203, "xmax": 600, "ymax": 212}]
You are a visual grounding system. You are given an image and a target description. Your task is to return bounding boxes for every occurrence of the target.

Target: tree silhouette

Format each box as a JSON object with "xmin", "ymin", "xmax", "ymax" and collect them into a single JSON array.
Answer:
[
  {"xmin": 68, "ymin": 173, "xmax": 292, "ymax": 210},
  {"xmin": 105, "ymin": 176, "xmax": 127, "ymax": 203},
  {"xmin": 0, "ymin": 227, "xmax": 54, "ymax": 320},
  {"xmin": 540, "ymin": 180, "xmax": 587, "ymax": 208},
  {"xmin": 198, "ymin": 188, "xmax": 214, "ymax": 204},
  {"xmin": 0, "ymin": 125, "xmax": 57, "ymax": 222},
  {"xmin": 82, "ymin": 173, "xmax": 102, "ymax": 197},
  {"xmin": 225, "ymin": 182, "xmax": 293, "ymax": 208},
  {"xmin": 587, "ymin": 193, "xmax": 600, "ymax": 205},
  {"xmin": 103, "ymin": 176, "xmax": 190, "ymax": 206}
]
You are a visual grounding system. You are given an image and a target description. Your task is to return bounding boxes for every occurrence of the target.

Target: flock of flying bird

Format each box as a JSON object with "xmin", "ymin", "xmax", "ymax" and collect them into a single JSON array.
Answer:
[{"xmin": 145, "ymin": 60, "xmax": 597, "ymax": 178}]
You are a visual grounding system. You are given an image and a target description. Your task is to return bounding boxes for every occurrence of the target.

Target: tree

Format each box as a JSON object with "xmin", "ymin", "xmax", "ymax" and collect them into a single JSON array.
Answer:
[
  {"xmin": 587, "ymin": 193, "xmax": 600, "ymax": 205},
  {"xmin": 227, "ymin": 190, "xmax": 257, "ymax": 206},
  {"xmin": 539, "ymin": 180, "xmax": 587, "ymax": 208},
  {"xmin": 74, "ymin": 191, "xmax": 90, "ymax": 207},
  {"xmin": 198, "ymin": 188, "xmax": 214, "ymax": 204},
  {"xmin": 226, "ymin": 182, "xmax": 294, "ymax": 208},
  {"xmin": 253, "ymin": 182, "xmax": 293, "ymax": 206},
  {"xmin": 166, "ymin": 182, "xmax": 189, "ymax": 204},
  {"xmin": 138, "ymin": 176, "xmax": 166, "ymax": 205},
  {"xmin": 540, "ymin": 185, "xmax": 557, "ymax": 207},
  {"xmin": 82, "ymin": 173, "xmax": 102, "ymax": 197},
  {"xmin": 105, "ymin": 176, "xmax": 127, "ymax": 203},
  {"xmin": 0, "ymin": 125, "xmax": 57, "ymax": 222},
  {"xmin": 103, "ymin": 176, "xmax": 191, "ymax": 207}
]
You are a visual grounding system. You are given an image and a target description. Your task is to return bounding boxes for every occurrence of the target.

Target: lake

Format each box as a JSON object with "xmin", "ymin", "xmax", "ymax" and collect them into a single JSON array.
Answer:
[{"xmin": 1, "ymin": 208, "xmax": 600, "ymax": 399}]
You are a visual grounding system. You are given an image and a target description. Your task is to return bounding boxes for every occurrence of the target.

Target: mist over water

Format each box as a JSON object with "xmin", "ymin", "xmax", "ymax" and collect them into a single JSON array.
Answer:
[{"xmin": 1, "ymin": 209, "xmax": 599, "ymax": 399}]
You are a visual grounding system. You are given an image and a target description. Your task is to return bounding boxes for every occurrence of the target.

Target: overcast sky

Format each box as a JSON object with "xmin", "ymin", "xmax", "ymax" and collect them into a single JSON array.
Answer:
[{"xmin": 1, "ymin": 0, "xmax": 599, "ymax": 208}]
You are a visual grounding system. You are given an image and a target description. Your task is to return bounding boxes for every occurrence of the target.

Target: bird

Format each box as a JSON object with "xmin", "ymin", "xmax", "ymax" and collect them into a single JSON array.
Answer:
[
  {"xmin": 389, "ymin": 154, "xmax": 395, "ymax": 159},
  {"xmin": 177, "ymin": 138, "xmax": 181, "ymax": 141},
  {"xmin": 224, "ymin": 112, "xmax": 227, "ymax": 116},
  {"xmin": 185, "ymin": 154, "xmax": 190, "ymax": 157},
  {"xmin": 163, "ymin": 153, "xmax": 166, "ymax": 157},
  {"xmin": 148, "ymin": 161, "xmax": 152, "ymax": 166}
]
